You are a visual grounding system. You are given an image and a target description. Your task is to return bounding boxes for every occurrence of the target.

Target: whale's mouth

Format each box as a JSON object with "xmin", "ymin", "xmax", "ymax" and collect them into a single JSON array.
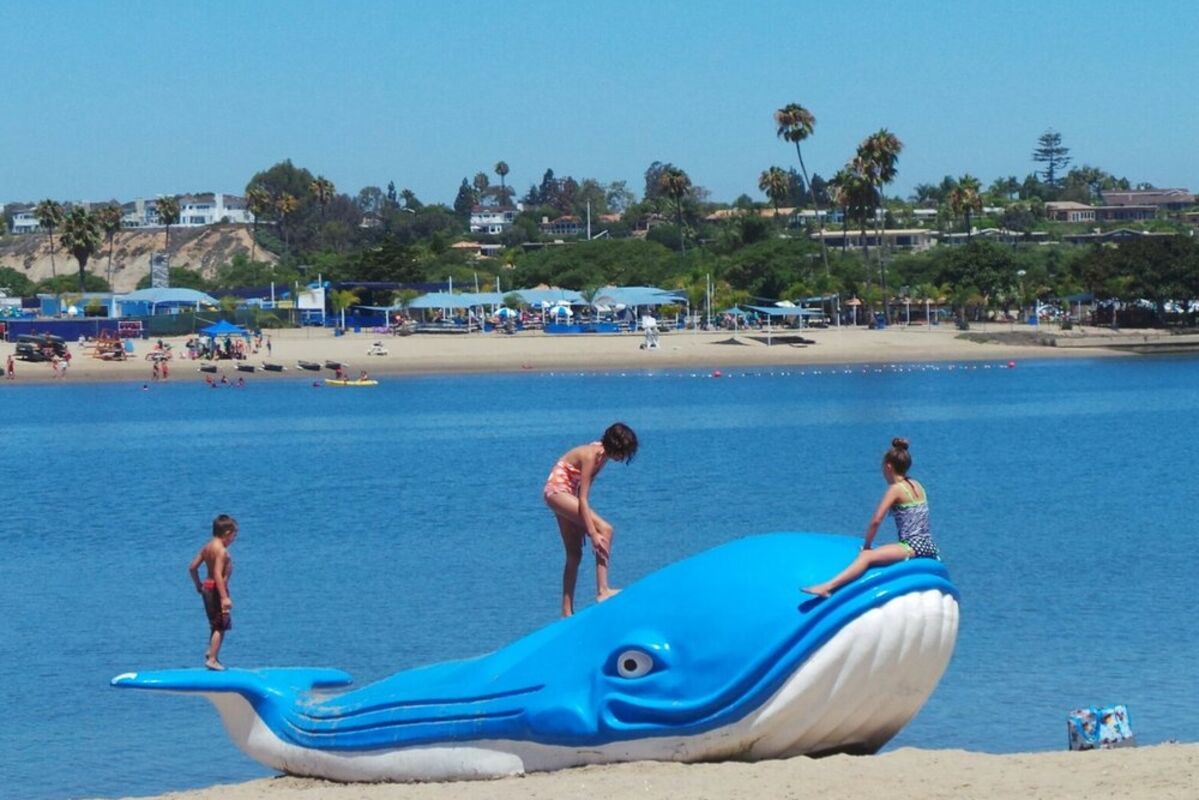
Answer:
[
  {"xmin": 277, "ymin": 683, "xmax": 544, "ymax": 749},
  {"xmin": 601, "ymin": 562, "xmax": 956, "ymax": 735}
]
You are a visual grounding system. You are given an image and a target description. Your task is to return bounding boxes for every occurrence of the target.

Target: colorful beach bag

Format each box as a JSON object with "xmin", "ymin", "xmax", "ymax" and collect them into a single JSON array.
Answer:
[{"xmin": 1067, "ymin": 704, "xmax": 1135, "ymax": 750}]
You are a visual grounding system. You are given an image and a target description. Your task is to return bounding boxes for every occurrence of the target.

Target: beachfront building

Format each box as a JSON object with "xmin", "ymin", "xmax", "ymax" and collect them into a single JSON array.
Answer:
[
  {"xmin": 1045, "ymin": 201, "xmax": 1096, "ymax": 223},
  {"xmin": 177, "ymin": 193, "xmax": 252, "ymax": 226},
  {"xmin": 812, "ymin": 228, "xmax": 934, "ymax": 252},
  {"xmin": 539, "ymin": 215, "xmax": 582, "ymax": 236},
  {"xmin": 469, "ymin": 206, "xmax": 516, "ymax": 235},
  {"xmin": 1101, "ymin": 188, "xmax": 1194, "ymax": 211},
  {"xmin": 10, "ymin": 206, "xmax": 39, "ymax": 234},
  {"xmin": 1045, "ymin": 201, "xmax": 1157, "ymax": 223}
]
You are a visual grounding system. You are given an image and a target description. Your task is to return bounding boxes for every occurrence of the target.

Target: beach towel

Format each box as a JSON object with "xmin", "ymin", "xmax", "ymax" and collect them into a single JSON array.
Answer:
[{"xmin": 1067, "ymin": 704, "xmax": 1134, "ymax": 750}]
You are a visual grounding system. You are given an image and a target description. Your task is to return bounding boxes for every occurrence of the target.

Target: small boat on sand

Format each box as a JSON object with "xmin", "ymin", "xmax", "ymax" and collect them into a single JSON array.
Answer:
[
  {"xmin": 297, "ymin": 360, "xmax": 321, "ymax": 371},
  {"xmin": 236, "ymin": 363, "xmax": 256, "ymax": 373},
  {"xmin": 262, "ymin": 362, "xmax": 286, "ymax": 372},
  {"xmin": 198, "ymin": 364, "xmax": 217, "ymax": 374},
  {"xmin": 324, "ymin": 360, "xmax": 344, "ymax": 370}
]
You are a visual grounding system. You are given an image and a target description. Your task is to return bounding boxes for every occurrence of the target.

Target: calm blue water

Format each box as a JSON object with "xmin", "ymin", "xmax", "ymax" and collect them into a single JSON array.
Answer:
[{"xmin": 3, "ymin": 357, "xmax": 1198, "ymax": 799}]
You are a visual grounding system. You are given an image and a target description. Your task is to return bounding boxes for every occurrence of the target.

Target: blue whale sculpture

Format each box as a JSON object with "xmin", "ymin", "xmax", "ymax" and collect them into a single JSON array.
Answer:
[{"xmin": 112, "ymin": 532, "xmax": 959, "ymax": 781}]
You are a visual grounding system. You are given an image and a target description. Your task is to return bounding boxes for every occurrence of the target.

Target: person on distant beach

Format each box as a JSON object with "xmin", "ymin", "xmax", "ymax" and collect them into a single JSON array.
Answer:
[
  {"xmin": 151, "ymin": 361, "xmax": 160, "ymax": 381},
  {"xmin": 188, "ymin": 514, "xmax": 238, "ymax": 670},
  {"xmin": 266, "ymin": 335, "xmax": 272, "ymax": 356},
  {"xmin": 358, "ymin": 369, "xmax": 369, "ymax": 381},
  {"xmin": 802, "ymin": 438, "xmax": 939, "ymax": 598},
  {"xmin": 5, "ymin": 353, "xmax": 14, "ymax": 380},
  {"xmin": 544, "ymin": 422, "xmax": 639, "ymax": 617}
]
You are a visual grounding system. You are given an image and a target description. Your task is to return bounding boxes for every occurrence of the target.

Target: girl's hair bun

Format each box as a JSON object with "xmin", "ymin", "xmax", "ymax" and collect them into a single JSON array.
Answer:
[{"xmin": 891, "ymin": 437, "xmax": 909, "ymax": 450}]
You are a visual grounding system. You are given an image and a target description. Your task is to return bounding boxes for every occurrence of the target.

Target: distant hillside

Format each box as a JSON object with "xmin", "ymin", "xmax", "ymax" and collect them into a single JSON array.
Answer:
[{"xmin": 0, "ymin": 225, "xmax": 276, "ymax": 292}]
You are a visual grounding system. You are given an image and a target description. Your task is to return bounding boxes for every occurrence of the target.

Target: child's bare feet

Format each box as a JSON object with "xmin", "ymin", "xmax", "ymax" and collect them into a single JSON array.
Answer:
[
  {"xmin": 801, "ymin": 584, "xmax": 831, "ymax": 598},
  {"xmin": 205, "ymin": 658, "xmax": 226, "ymax": 671},
  {"xmin": 597, "ymin": 587, "xmax": 621, "ymax": 602}
]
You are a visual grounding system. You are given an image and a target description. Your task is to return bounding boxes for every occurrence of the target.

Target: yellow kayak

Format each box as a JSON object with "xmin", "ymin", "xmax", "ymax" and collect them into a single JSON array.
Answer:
[{"xmin": 324, "ymin": 379, "xmax": 379, "ymax": 387}]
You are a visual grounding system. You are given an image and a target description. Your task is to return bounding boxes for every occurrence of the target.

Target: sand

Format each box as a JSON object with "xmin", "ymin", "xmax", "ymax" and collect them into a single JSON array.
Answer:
[
  {"xmin": 105, "ymin": 744, "xmax": 1199, "ymax": 800},
  {"xmin": 1, "ymin": 324, "xmax": 1136, "ymax": 385}
]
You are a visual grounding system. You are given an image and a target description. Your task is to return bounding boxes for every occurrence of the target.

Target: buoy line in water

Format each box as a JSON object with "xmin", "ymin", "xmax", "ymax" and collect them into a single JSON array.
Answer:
[{"xmin": 540, "ymin": 361, "xmax": 1018, "ymax": 379}]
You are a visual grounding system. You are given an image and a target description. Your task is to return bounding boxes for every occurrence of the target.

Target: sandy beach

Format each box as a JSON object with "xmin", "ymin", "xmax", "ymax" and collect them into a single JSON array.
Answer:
[
  {"xmin": 104, "ymin": 744, "xmax": 1198, "ymax": 800},
  {"xmin": 1, "ymin": 324, "xmax": 1140, "ymax": 385}
]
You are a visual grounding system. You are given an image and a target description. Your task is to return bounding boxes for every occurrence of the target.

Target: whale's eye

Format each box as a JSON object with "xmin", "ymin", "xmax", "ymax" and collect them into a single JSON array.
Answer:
[{"xmin": 615, "ymin": 649, "xmax": 654, "ymax": 678}]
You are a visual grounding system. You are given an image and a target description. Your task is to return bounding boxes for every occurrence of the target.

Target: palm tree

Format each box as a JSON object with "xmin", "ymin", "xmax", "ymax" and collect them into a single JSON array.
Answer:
[
  {"xmin": 246, "ymin": 185, "xmax": 272, "ymax": 262},
  {"xmin": 657, "ymin": 166, "xmax": 692, "ymax": 254},
  {"xmin": 329, "ymin": 288, "xmax": 359, "ymax": 329},
  {"xmin": 853, "ymin": 129, "xmax": 903, "ymax": 318},
  {"xmin": 832, "ymin": 166, "xmax": 874, "ymax": 257},
  {"xmin": 309, "ymin": 176, "xmax": 335, "ymax": 248},
  {"xmin": 276, "ymin": 193, "xmax": 298, "ymax": 252},
  {"xmin": 946, "ymin": 174, "xmax": 983, "ymax": 239},
  {"xmin": 494, "ymin": 161, "xmax": 510, "ymax": 205},
  {"xmin": 96, "ymin": 204, "xmax": 122, "ymax": 287},
  {"xmin": 59, "ymin": 207, "xmax": 103, "ymax": 293},
  {"xmin": 157, "ymin": 195, "xmax": 180, "ymax": 260},
  {"xmin": 775, "ymin": 102, "xmax": 829, "ymax": 274},
  {"xmin": 34, "ymin": 199, "xmax": 64, "ymax": 278},
  {"xmin": 758, "ymin": 166, "xmax": 789, "ymax": 222}
]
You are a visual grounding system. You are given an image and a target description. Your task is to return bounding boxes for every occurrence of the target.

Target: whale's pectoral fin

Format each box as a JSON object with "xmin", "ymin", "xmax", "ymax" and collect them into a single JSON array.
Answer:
[{"xmin": 110, "ymin": 667, "xmax": 353, "ymax": 697}]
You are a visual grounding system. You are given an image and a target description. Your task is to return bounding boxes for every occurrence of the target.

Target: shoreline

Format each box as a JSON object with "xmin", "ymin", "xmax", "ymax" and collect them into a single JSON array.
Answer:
[
  {"xmin": 105, "ymin": 744, "xmax": 1198, "ymax": 800},
  {"xmin": 1, "ymin": 325, "xmax": 1137, "ymax": 386}
]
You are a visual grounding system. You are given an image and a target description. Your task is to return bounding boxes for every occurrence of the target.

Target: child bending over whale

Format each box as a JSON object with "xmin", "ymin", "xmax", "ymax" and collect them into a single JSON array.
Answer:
[
  {"xmin": 802, "ymin": 438, "xmax": 939, "ymax": 598},
  {"xmin": 544, "ymin": 422, "xmax": 639, "ymax": 617},
  {"xmin": 188, "ymin": 514, "xmax": 238, "ymax": 670}
]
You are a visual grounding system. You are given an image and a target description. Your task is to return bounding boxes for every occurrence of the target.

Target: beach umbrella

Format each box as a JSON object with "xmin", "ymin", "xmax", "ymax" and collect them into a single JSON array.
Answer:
[
  {"xmin": 496, "ymin": 306, "xmax": 517, "ymax": 319},
  {"xmin": 551, "ymin": 305, "xmax": 573, "ymax": 318},
  {"xmin": 845, "ymin": 296, "xmax": 862, "ymax": 327}
]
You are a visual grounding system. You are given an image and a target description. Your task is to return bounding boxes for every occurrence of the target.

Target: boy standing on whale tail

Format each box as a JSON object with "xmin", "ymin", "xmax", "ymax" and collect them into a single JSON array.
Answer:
[{"xmin": 188, "ymin": 514, "xmax": 238, "ymax": 670}]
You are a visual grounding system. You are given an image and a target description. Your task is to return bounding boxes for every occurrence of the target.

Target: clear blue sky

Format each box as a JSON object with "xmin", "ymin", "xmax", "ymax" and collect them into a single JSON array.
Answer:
[{"xmin": 3, "ymin": 0, "xmax": 1196, "ymax": 205}]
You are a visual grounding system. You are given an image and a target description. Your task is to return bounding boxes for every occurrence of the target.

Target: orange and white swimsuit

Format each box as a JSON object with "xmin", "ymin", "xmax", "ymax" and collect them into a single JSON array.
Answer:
[{"xmin": 544, "ymin": 442, "xmax": 606, "ymax": 499}]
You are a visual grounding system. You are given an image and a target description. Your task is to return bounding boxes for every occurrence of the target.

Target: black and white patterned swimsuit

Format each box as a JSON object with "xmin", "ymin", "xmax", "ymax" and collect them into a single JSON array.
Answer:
[{"xmin": 892, "ymin": 479, "xmax": 939, "ymax": 559}]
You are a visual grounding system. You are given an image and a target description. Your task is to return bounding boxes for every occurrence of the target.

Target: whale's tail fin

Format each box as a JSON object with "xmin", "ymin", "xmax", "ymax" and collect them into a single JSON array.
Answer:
[{"xmin": 110, "ymin": 667, "xmax": 353, "ymax": 701}]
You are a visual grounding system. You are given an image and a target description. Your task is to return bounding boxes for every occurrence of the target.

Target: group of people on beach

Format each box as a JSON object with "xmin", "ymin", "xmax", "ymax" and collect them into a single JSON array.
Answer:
[{"xmin": 188, "ymin": 426, "xmax": 938, "ymax": 669}]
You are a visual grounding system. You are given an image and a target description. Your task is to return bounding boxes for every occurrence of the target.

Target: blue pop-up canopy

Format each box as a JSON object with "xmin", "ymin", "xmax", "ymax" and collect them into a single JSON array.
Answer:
[{"xmin": 200, "ymin": 320, "xmax": 249, "ymax": 337}]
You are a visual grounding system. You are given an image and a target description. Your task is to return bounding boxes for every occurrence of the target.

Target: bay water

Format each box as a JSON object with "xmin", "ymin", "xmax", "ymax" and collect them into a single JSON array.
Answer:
[{"xmin": 3, "ymin": 356, "xmax": 1196, "ymax": 799}]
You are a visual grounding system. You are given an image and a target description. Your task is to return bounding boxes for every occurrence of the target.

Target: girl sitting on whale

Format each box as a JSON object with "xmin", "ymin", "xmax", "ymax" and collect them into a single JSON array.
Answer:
[
  {"xmin": 802, "ymin": 437, "xmax": 939, "ymax": 598},
  {"xmin": 544, "ymin": 422, "xmax": 639, "ymax": 617}
]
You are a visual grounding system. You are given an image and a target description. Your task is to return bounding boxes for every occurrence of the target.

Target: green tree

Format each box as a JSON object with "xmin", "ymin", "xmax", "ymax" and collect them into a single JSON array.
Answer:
[
  {"xmin": 494, "ymin": 161, "xmax": 510, "ymax": 205},
  {"xmin": 276, "ymin": 193, "xmax": 298, "ymax": 252},
  {"xmin": 157, "ymin": 195, "xmax": 180, "ymax": 257},
  {"xmin": 35, "ymin": 199, "xmax": 64, "ymax": 278},
  {"xmin": 758, "ymin": 166, "xmax": 790, "ymax": 221},
  {"xmin": 96, "ymin": 204, "xmax": 122, "ymax": 286},
  {"xmin": 329, "ymin": 288, "xmax": 359, "ymax": 329},
  {"xmin": 657, "ymin": 166, "xmax": 692, "ymax": 254},
  {"xmin": 1032, "ymin": 129, "xmax": 1071, "ymax": 188},
  {"xmin": 453, "ymin": 178, "xmax": 475, "ymax": 218},
  {"xmin": 309, "ymin": 176, "xmax": 335, "ymax": 247},
  {"xmin": 59, "ymin": 207, "xmax": 103, "ymax": 293},
  {"xmin": 775, "ymin": 102, "xmax": 830, "ymax": 273},
  {"xmin": 854, "ymin": 129, "xmax": 903, "ymax": 317},
  {"xmin": 0, "ymin": 266, "xmax": 35, "ymax": 296},
  {"xmin": 246, "ymin": 185, "xmax": 272, "ymax": 262},
  {"xmin": 946, "ymin": 174, "xmax": 983, "ymax": 237}
]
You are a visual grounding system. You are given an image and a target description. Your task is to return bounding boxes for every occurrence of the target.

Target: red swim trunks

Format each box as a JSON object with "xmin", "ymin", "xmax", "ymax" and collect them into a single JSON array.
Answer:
[{"xmin": 201, "ymin": 579, "xmax": 232, "ymax": 632}]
